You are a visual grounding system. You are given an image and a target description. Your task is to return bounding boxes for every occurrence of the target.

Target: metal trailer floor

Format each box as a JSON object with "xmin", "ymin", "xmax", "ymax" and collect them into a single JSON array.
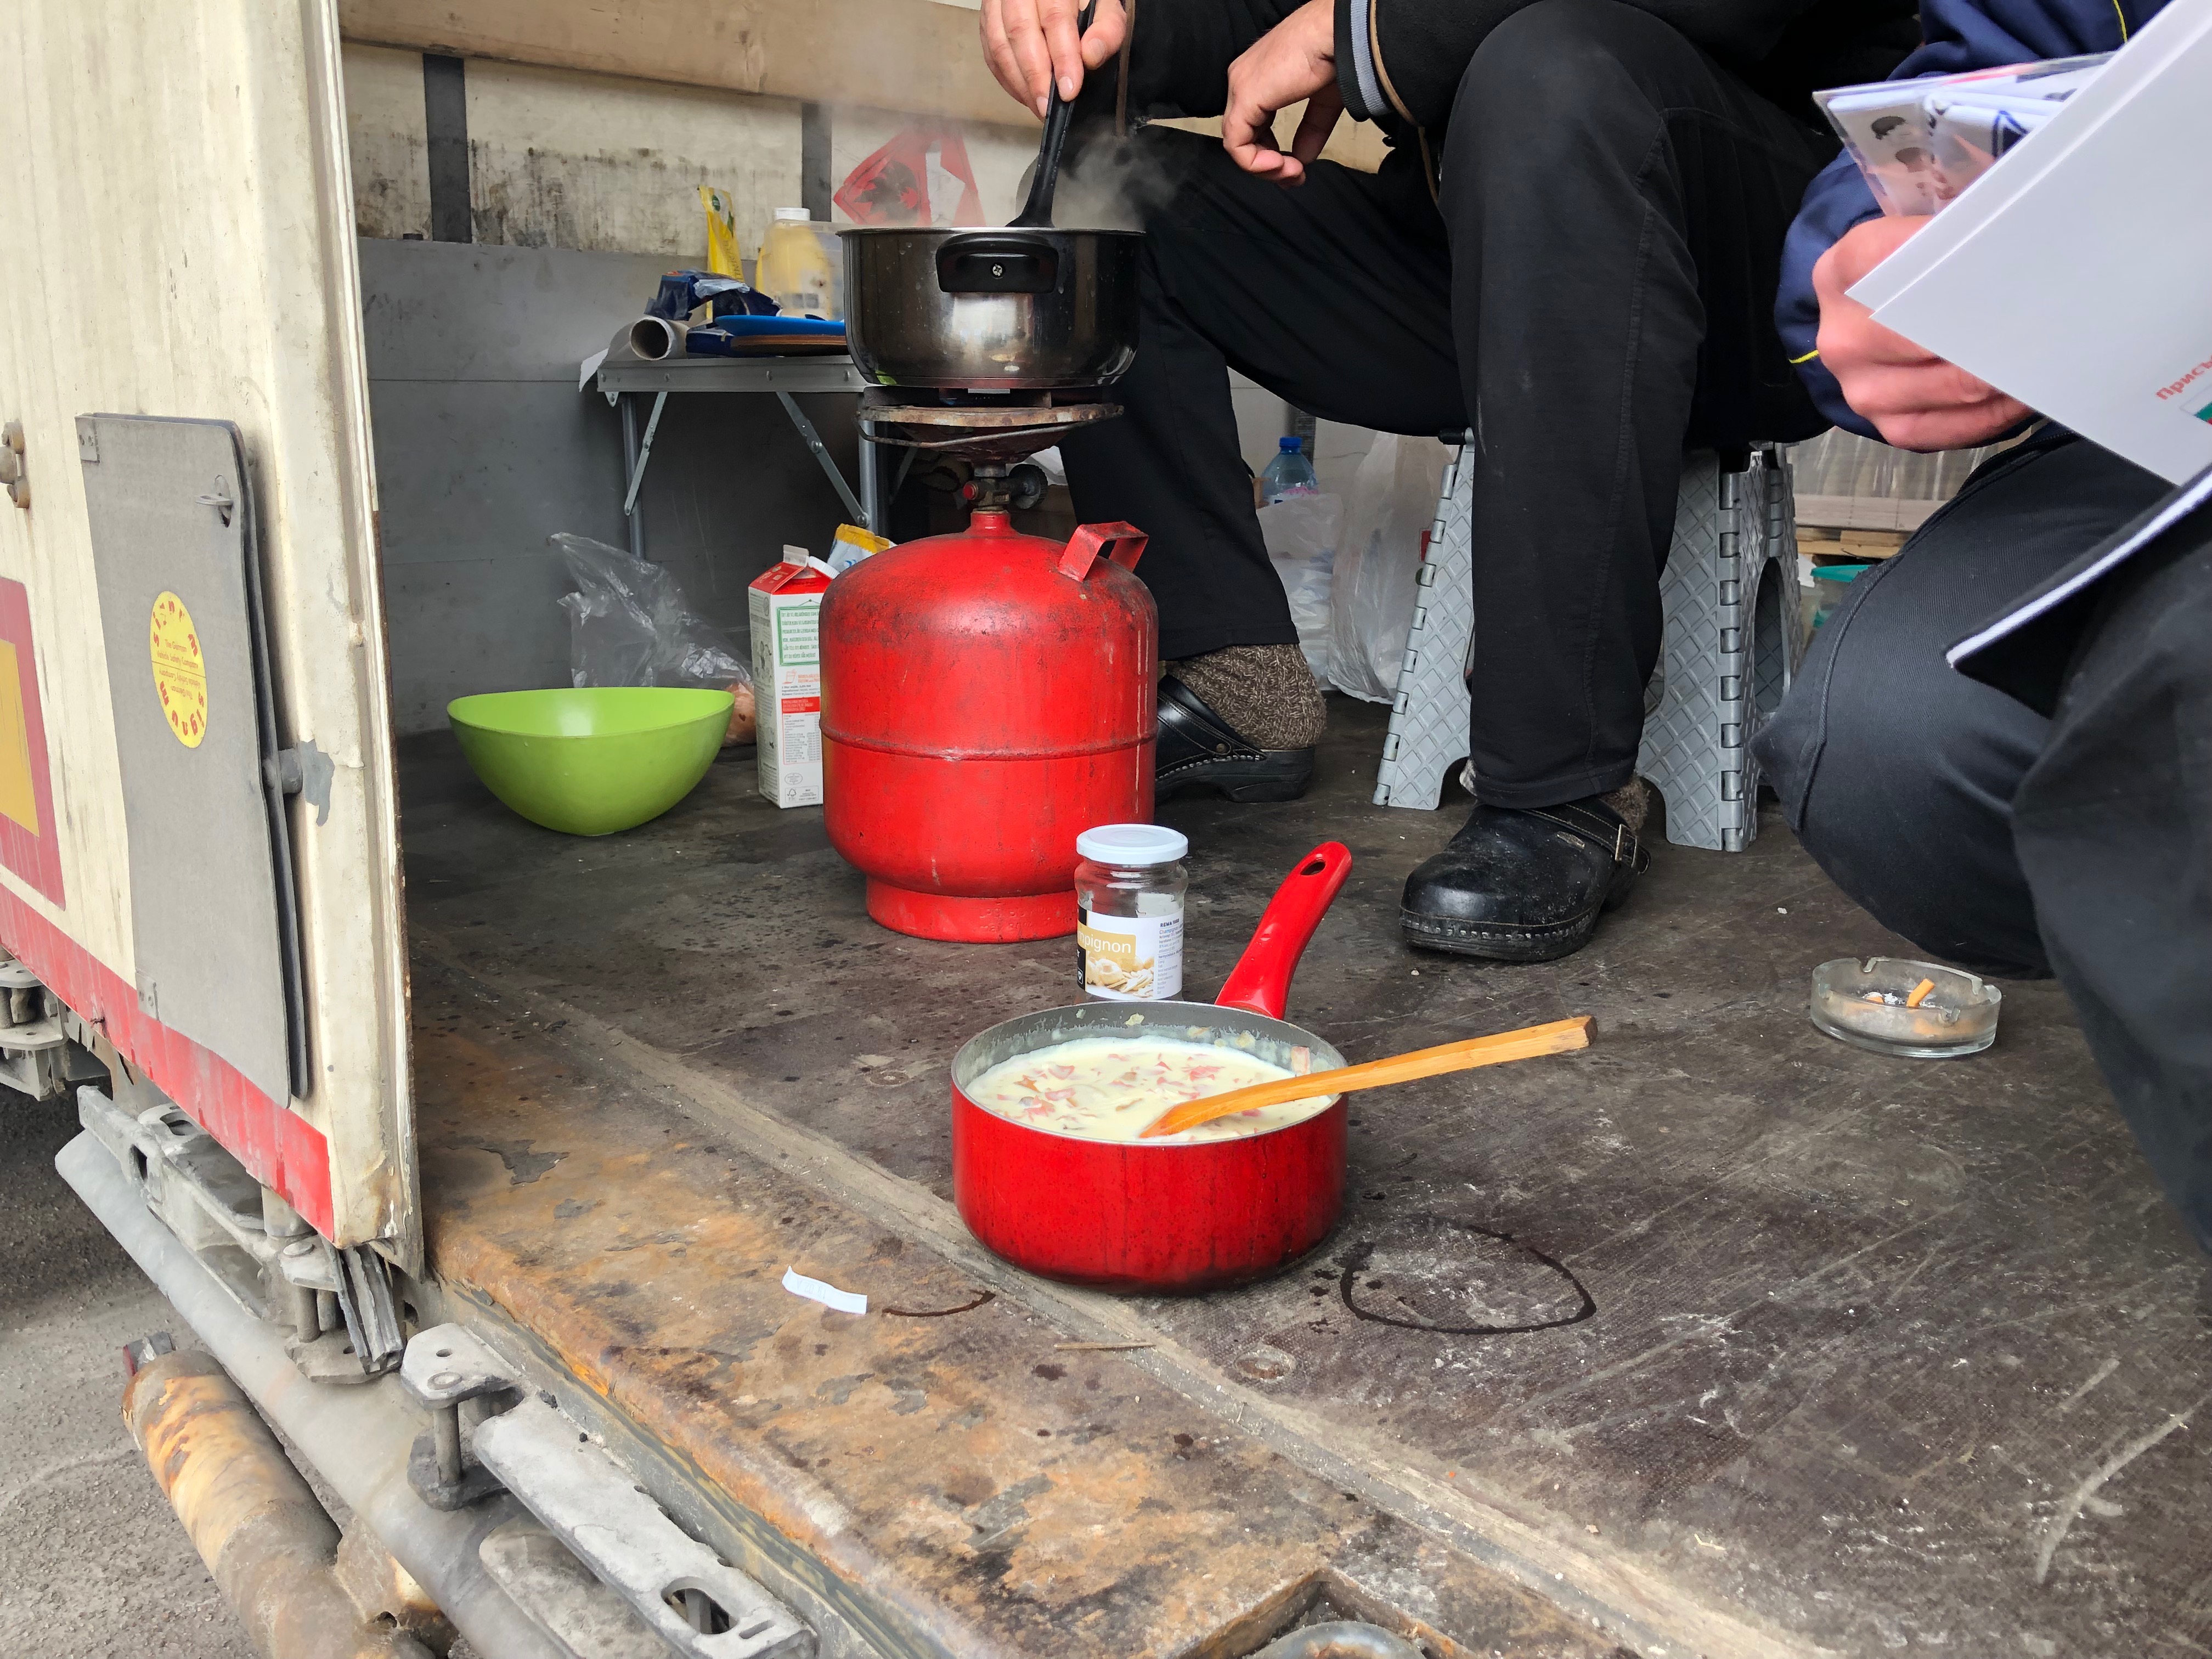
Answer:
[{"xmin": 399, "ymin": 699, "xmax": 2211, "ymax": 1659}]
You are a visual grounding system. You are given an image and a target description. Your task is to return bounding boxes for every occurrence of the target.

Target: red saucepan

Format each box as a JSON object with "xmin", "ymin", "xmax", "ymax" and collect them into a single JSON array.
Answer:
[{"xmin": 951, "ymin": 843, "xmax": 1353, "ymax": 1294}]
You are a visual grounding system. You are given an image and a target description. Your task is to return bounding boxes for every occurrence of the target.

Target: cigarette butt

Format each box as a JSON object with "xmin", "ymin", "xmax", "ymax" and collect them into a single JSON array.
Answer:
[{"xmin": 1905, "ymin": 977, "xmax": 1937, "ymax": 1008}]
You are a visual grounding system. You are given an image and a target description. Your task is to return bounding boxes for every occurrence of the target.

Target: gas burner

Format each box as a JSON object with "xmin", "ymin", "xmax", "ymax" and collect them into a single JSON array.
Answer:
[{"xmin": 861, "ymin": 386, "xmax": 1122, "ymax": 462}]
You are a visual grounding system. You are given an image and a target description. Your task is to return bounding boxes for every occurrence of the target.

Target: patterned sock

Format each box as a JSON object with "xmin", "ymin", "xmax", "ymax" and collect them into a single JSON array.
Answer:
[
  {"xmin": 1166, "ymin": 644, "xmax": 1328, "ymax": 751},
  {"xmin": 1600, "ymin": 779, "xmax": 1650, "ymax": 833}
]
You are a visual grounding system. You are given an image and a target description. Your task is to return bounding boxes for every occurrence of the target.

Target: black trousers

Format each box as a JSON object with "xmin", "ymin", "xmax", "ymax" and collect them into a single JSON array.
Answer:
[
  {"xmin": 1756, "ymin": 429, "xmax": 2212, "ymax": 1255},
  {"xmin": 1060, "ymin": 0, "xmax": 1834, "ymax": 806}
]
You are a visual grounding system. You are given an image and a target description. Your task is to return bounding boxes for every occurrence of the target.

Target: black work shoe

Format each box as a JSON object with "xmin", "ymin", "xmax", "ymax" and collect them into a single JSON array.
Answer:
[
  {"xmin": 1401, "ymin": 794, "xmax": 1650, "ymax": 962},
  {"xmin": 1155, "ymin": 675, "xmax": 1315, "ymax": 803}
]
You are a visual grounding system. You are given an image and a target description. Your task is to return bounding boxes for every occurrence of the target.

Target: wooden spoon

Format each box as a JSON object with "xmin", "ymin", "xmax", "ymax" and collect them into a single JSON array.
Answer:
[{"xmin": 1136, "ymin": 1016, "xmax": 1594, "ymax": 1139}]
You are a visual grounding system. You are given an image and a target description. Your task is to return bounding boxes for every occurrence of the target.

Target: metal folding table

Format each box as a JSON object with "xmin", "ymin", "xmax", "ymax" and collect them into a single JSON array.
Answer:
[{"xmin": 589, "ymin": 351, "xmax": 884, "ymax": 558}]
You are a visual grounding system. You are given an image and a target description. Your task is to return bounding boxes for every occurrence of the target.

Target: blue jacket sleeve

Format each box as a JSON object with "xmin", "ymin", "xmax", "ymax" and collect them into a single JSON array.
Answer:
[
  {"xmin": 1776, "ymin": 155, "xmax": 1884, "ymax": 437},
  {"xmin": 1776, "ymin": 0, "xmax": 2155, "ymax": 438}
]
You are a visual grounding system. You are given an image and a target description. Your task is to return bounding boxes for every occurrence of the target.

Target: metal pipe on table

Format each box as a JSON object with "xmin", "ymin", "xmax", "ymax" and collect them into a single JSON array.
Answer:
[
  {"xmin": 57, "ymin": 1133, "xmax": 570, "ymax": 1659},
  {"xmin": 627, "ymin": 316, "xmax": 688, "ymax": 362}
]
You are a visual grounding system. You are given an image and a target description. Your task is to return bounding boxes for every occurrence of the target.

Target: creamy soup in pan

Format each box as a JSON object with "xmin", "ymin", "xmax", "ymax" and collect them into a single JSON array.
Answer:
[{"xmin": 966, "ymin": 1036, "xmax": 1334, "ymax": 1144}]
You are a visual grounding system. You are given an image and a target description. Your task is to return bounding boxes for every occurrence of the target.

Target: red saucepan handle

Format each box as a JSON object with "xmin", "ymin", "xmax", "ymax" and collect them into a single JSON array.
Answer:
[
  {"xmin": 1057, "ymin": 521, "xmax": 1148, "ymax": 580},
  {"xmin": 1214, "ymin": 842, "xmax": 1353, "ymax": 1020}
]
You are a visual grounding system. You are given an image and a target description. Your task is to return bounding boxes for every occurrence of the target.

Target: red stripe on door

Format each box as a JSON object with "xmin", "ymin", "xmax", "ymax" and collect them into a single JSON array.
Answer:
[{"xmin": 0, "ymin": 885, "xmax": 333, "ymax": 1236}]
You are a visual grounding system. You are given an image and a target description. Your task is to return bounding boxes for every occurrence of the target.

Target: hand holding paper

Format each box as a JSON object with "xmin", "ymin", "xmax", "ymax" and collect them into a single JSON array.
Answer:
[
  {"xmin": 1814, "ymin": 217, "xmax": 2033, "ymax": 452},
  {"xmin": 1839, "ymin": 2, "xmax": 2212, "ymax": 485}
]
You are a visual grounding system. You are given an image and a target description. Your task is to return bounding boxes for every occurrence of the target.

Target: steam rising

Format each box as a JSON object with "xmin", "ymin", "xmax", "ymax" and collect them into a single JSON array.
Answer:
[{"xmin": 1012, "ymin": 127, "xmax": 1187, "ymax": 232}]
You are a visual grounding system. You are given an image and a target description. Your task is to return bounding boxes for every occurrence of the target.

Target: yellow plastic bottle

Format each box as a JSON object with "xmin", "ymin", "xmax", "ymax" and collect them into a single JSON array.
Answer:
[
  {"xmin": 699, "ymin": 186, "xmax": 742, "ymax": 278},
  {"xmin": 756, "ymin": 208, "xmax": 840, "ymax": 320}
]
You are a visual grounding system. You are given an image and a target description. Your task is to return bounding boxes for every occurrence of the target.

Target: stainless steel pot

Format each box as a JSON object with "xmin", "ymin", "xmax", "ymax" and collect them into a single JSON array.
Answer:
[{"xmin": 839, "ymin": 226, "xmax": 1142, "ymax": 390}]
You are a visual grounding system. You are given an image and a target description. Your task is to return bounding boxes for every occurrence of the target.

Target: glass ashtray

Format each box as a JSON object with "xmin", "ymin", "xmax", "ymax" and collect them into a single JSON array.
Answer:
[{"xmin": 1810, "ymin": 957, "xmax": 2001, "ymax": 1059}]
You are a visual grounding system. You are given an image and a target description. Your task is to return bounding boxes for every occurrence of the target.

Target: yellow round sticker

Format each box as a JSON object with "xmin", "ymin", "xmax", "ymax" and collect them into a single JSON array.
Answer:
[{"xmin": 149, "ymin": 591, "xmax": 208, "ymax": 749}]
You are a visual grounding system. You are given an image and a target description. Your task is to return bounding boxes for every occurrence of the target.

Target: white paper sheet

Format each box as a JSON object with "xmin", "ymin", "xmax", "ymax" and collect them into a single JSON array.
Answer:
[
  {"xmin": 1846, "ymin": 0, "xmax": 2212, "ymax": 484},
  {"xmin": 782, "ymin": 1267, "xmax": 867, "ymax": 1316},
  {"xmin": 1948, "ymin": 463, "xmax": 2212, "ymax": 667},
  {"xmin": 1852, "ymin": 1, "xmax": 2212, "ymax": 313}
]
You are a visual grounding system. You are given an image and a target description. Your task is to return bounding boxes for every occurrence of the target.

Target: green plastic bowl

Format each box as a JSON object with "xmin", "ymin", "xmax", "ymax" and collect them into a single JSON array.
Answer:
[{"xmin": 447, "ymin": 687, "xmax": 733, "ymax": 836}]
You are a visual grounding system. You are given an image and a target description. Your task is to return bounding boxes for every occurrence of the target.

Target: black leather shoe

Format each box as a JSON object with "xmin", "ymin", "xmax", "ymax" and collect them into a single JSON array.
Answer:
[
  {"xmin": 1155, "ymin": 675, "xmax": 1315, "ymax": 803},
  {"xmin": 1401, "ymin": 794, "xmax": 1650, "ymax": 962}
]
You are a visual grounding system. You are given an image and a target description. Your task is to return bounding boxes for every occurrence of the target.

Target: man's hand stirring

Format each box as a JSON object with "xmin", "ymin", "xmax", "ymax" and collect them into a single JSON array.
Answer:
[
  {"xmin": 1222, "ymin": 0, "xmax": 1341, "ymax": 184},
  {"xmin": 1814, "ymin": 216, "xmax": 2032, "ymax": 452},
  {"xmin": 981, "ymin": 0, "xmax": 1127, "ymax": 120}
]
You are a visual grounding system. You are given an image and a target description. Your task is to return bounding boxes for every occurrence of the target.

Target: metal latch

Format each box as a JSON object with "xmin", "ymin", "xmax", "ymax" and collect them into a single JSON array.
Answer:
[
  {"xmin": 276, "ymin": 1236, "xmax": 342, "ymax": 1292},
  {"xmin": 399, "ymin": 1323, "xmax": 517, "ymax": 1510},
  {"xmin": 398, "ymin": 1325, "xmax": 814, "ymax": 1658},
  {"xmin": 0, "ymin": 958, "xmax": 101, "ymax": 1099},
  {"xmin": 194, "ymin": 481, "xmax": 236, "ymax": 527},
  {"xmin": 479, "ymin": 1516, "xmax": 672, "ymax": 1659},
  {"xmin": 475, "ymin": 1397, "xmax": 813, "ymax": 1659},
  {"xmin": 337, "ymin": 1243, "xmax": 404, "ymax": 1373},
  {"xmin": 285, "ymin": 1238, "xmax": 403, "ymax": 1383},
  {"xmin": 0, "ymin": 957, "xmax": 51, "ymax": 1030},
  {"xmin": 263, "ymin": 736, "xmax": 334, "ymax": 826}
]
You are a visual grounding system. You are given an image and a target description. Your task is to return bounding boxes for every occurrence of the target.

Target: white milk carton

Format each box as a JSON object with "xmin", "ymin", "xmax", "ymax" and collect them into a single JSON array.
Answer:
[{"xmin": 748, "ymin": 546, "xmax": 833, "ymax": 808}]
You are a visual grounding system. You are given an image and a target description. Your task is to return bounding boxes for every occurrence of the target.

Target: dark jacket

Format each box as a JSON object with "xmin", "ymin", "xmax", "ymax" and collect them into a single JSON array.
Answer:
[
  {"xmin": 1775, "ymin": 0, "xmax": 2163, "ymax": 437},
  {"xmin": 1332, "ymin": 0, "xmax": 1916, "ymax": 132},
  {"xmin": 1097, "ymin": 0, "xmax": 1311, "ymax": 121},
  {"xmin": 1103, "ymin": 0, "xmax": 1915, "ymax": 133}
]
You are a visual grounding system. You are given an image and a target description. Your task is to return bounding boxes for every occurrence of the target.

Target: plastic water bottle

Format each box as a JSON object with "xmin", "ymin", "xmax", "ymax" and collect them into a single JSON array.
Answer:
[{"xmin": 1259, "ymin": 436, "xmax": 1321, "ymax": 504}]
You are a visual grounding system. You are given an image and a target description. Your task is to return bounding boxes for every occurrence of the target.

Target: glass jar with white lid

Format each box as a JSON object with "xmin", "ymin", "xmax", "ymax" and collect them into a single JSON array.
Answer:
[{"xmin": 1073, "ymin": 824, "xmax": 1188, "ymax": 1001}]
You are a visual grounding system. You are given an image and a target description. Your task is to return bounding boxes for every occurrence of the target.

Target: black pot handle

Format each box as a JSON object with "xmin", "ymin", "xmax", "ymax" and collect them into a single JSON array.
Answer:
[{"xmin": 936, "ymin": 233, "xmax": 1060, "ymax": 296}]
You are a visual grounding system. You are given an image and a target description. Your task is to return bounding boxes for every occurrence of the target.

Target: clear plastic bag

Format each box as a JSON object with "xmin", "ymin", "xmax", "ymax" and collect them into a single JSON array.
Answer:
[
  {"xmin": 552, "ymin": 533, "xmax": 755, "ymax": 743},
  {"xmin": 1257, "ymin": 493, "xmax": 1340, "ymax": 684},
  {"xmin": 1326, "ymin": 436, "xmax": 1450, "ymax": 703}
]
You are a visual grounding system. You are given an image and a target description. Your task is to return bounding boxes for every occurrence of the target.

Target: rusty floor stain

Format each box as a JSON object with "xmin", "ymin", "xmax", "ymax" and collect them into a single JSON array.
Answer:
[{"xmin": 414, "ymin": 978, "xmax": 1627, "ymax": 1659}]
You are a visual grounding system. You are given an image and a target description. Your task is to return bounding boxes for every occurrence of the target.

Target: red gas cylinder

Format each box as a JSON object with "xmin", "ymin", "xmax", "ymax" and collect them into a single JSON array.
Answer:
[{"xmin": 820, "ymin": 509, "xmax": 1155, "ymax": 941}]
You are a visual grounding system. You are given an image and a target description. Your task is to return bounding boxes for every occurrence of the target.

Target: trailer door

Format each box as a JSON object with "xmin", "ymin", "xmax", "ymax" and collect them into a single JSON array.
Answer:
[{"xmin": 0, "ymin": 3, "xmax": 415, "ymax": 1262}]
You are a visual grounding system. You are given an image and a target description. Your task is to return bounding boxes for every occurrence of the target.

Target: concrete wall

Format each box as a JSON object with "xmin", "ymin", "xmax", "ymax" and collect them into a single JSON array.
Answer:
[
  {"xmin": 344, "ymin": 44, "xmax": 434, "ymax": 238},
  {"xmin": 340, "ymin": 43, "xmax": 1042, "ymax": 256},
  {"xmin": 464, "ymin": 61, "xmax": 808, "ymax": 258},
  {"xmin": 359, "ymin": 239, "xmax": 859, "ymax": 734}
]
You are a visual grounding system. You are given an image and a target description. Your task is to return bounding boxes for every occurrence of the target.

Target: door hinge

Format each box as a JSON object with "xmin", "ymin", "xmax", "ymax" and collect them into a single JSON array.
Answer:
[{"xmin": 263, "ymin": 737, "xmax": 335, "ymax": 827}]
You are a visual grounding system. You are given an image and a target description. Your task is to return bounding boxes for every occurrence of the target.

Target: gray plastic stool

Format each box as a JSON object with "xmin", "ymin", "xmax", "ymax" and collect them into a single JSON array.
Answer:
[
  {"xmin": 1635, "ymin": 447, "xmax": 1803, "ymax": 850},
  {"xmin": 1373, "ymin": 445, "xmax": 1802, "ymax": 851},
  {"xmin": 1371, "ymin": 445, "xmax": 1475, "ymax": 811}
]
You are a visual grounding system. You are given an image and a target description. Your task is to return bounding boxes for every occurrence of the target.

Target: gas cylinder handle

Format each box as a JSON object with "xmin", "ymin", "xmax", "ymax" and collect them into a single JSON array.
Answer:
[
  {"xmin": 1056, "ymin": 521, "xmax": 1148, "ymax": 582},
  {"xmin": 1214, "ymin": 843, "xmax": 1353, "ymax": 1020}
]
